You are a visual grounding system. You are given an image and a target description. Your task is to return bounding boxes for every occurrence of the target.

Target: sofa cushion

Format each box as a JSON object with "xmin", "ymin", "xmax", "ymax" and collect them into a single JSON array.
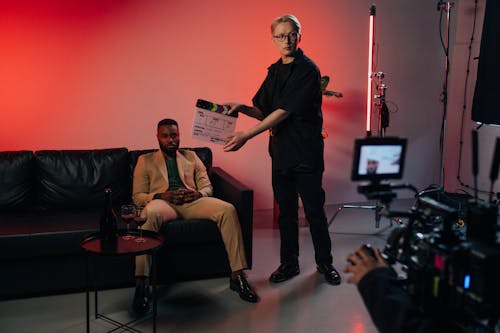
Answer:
[
  {"xmin": 0, "ymin": 151, "xmax": 36, "ymax": 211},
  {"xmin": 0, "ymin": 209, "xmax": 100, "ymax": 259},
  {"xmin": 35, "ymin": 148, "xmax": 130, "ymax": 209}
]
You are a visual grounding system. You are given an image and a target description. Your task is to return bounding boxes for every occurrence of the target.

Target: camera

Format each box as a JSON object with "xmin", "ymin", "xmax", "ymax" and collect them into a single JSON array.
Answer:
[{"xmin": 351, "ymin": 137, "xmax": 500, "ymax": 332}]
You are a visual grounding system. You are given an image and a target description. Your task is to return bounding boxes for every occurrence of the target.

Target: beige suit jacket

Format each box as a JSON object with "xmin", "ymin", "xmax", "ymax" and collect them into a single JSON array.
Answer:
[{"xmin": 132, "ymin": 149, "xmax": 213, "ymax": 207}]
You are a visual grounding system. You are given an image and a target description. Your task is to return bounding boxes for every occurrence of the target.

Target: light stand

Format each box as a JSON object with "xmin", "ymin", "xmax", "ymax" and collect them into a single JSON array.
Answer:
[
  {"xmin": 365, "ymin": 4, "xmax": 376, "ymax": 137},
  {"xmin": 415, "ymin": 2, "xmax": 455, "ymax": 211},
  {"xmin": 329, "ymin": 4, "xmax": 396, "ymax": 230},
  {"xmin": 374, "ymin": 72, "xmax": 389, "ymax": 137},
  {"xmin": 329, "ymin": 73, "xmax": 392, "ymax": 229}
]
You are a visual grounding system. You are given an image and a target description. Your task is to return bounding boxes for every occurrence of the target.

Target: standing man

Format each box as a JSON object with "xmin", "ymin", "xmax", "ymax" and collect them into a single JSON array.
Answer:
[
  {"xmin": 223, "ymin": 14, "xmax": 341, "ymax": 285},
  {"xmin": 132, "ymin": 118, "xmax": 258, "ymax": 316}
]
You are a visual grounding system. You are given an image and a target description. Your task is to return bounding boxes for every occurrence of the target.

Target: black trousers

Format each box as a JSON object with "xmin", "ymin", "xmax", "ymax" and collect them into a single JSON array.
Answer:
[{"xmin": 272, "ymin": 168, "xmax": 333, "ymax": 266}]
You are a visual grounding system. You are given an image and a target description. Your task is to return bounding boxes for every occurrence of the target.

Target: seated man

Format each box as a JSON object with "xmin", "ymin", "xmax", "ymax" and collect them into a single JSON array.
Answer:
[{"xmin": 131, "ymin": 118, "xmax": 258, "ymax": 316}]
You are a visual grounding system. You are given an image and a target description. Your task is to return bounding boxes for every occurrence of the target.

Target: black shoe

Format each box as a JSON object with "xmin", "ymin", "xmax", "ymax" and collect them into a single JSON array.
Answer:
[
  {"xmin": 317, "ymin": 263, "xmax": 341, "ymax": 285},
  {"xmin": 229, "ymin": 274, "xmax": 259, "ymax": 303},
  {"xmin": 269, "ymin": 263, "xmax": 300, "ymax": 283},
  {"xmin": 132, "ymin": 278, "xmax": 150, "ymax": 316}
]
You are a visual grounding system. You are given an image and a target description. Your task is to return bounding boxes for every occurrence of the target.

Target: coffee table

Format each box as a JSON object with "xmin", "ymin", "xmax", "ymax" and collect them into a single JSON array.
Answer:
[{"xmin": 81, "ymin": 229, "xmax": 164, "ymax": 333}]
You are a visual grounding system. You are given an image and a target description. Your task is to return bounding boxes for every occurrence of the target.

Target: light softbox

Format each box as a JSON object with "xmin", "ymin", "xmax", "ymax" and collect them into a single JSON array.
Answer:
[{"xmin": 471, "ymin": 0, "xmax": 500, "ymax": 125}]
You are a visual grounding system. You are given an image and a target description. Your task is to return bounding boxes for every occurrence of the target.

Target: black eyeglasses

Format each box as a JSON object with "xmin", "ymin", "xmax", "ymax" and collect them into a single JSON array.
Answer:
[{"xmin": 272, "ymin": 31, "xmax": 299, "ymax": 43}]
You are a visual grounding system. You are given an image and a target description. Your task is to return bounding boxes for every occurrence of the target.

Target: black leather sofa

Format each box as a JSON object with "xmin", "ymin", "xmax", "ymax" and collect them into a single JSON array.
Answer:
[{"xmin": 0, "ymin": 147, "xmax": 253, "ymax": 300}]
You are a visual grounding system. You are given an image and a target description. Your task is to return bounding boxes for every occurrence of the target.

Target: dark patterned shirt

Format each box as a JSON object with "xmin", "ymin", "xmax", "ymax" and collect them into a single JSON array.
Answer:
[
  {"xmin": 165, "ymin": 158, "xmax": 185, "ymax": 190},
  {"xmin": 252, "ymin": 48, "xmax": 324, "ymax": 172}
]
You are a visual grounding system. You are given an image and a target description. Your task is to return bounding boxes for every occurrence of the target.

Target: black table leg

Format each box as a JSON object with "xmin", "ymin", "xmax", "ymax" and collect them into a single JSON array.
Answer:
[
  {"xmin": 93, "ymin": 256, "xmax": 98, "ymax": 319},
  {"xmin": 152, "ymin": 251, "xmax": 157, "ymax": 333},
  {"xmin": 86, "ymin": 253, "xmax": 90, "ymax": 333},
  {"xmin": 81, "ymin": 231, "xmax": 164, "ymax": 333}
]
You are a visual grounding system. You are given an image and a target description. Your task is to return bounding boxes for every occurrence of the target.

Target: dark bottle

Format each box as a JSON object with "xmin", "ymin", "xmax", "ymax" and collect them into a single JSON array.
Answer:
[{"xmin": 99, "ymin": 188, "xmax": 118, "ymax": 248}]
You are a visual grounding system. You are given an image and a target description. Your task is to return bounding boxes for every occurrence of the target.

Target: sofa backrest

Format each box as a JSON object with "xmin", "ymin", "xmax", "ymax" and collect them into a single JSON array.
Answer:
[
  {"xmin": 187, "ymin": 147, "xmax": 213, "ymax": 174},
  {"xmin": 35, "ymin": 148, "xmax": 130, "ymax": 209},
  {"xmin": 129, "ymin": 147, "xmax": 213, "ymax": 175},
  {"xmin": 0, "ymin": 151, "xmax": 36, "ymax": 211},
  {"xmin": 0, "ymin": 147, "xmax": 213, "ymax": 212}
]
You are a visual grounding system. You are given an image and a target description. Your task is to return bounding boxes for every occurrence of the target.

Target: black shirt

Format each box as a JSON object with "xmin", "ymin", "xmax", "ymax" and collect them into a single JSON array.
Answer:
[{"xmin": 252, "ymin": 48, "xmax": 324, "ymax": 172}]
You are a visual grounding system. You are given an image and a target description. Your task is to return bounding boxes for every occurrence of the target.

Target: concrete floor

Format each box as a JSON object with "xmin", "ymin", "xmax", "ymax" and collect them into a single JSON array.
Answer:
[{"xmin": 0, "ymin": 201, "xmax": 408, "ymax": 333}]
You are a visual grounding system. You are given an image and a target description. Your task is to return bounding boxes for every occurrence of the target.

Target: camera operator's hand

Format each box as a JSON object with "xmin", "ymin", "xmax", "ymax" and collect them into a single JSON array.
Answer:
[{"xmin": 343, "ymin": 246, "xmax": 388, "ymax": 285}]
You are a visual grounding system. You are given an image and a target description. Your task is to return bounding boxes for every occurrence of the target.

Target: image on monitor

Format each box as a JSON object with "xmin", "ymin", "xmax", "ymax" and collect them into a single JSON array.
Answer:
[{"xmin": 351, "ymin": 137, "xmax": 407, "ymax": 181}]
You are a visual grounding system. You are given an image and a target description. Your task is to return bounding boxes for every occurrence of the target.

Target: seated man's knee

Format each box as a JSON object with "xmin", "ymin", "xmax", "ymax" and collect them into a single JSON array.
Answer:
[
  {"xmin": 145, "ymin": 200, "xmax": 166, "ymax": 214},
  {"xmin": 143, "ymin": 200, "xmax": 177, "ymax": 229},
  {"xmin": 222, "ymin": 201, "xmax": 238, "ymax": 218}
]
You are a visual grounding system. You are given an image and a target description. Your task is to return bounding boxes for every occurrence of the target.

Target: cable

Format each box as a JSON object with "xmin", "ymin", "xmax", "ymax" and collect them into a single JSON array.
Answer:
[
  {"xmin": 438, "ymin": 7, "xmax": 449, "ymax": 56},
  {"xmin": 455, "ymin": 0, "xmax": 493, "ymax": 196}
]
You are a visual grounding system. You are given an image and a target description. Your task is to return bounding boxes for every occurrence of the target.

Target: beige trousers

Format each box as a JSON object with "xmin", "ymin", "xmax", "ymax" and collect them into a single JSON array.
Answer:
[{"xmin": 135, "ymin": 198, "xmax": 248, "ymax": 277}]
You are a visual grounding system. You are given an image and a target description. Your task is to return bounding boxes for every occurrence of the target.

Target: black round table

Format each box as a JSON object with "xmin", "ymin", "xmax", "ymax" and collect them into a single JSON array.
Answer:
[{"xmin": 81, "ymin": 229, "xmax": 164, "ymax": 333}]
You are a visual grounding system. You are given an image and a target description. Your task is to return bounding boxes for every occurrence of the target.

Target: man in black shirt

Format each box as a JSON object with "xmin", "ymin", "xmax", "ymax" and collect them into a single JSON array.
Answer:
[{"xmin": 223, "ymin": 14, "xmax": 341, "ymax": 286}]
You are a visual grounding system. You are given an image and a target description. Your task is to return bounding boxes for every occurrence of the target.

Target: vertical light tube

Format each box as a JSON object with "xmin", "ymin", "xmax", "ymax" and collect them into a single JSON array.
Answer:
[{"xmin": 366, "ymin": 5, "xmax": 376, "ymax": 136}]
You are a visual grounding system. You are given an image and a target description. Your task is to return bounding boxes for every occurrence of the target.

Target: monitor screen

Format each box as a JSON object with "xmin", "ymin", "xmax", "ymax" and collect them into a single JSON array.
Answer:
[{"xmin": 351, "ymin": 137, "xmax": 407, "ymax": 181}]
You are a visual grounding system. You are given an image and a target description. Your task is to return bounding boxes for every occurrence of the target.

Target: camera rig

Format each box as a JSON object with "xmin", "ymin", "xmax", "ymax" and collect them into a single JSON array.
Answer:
[{"xmin": 351, "ymin": 136, "xmax": 500, "ymax": 332}]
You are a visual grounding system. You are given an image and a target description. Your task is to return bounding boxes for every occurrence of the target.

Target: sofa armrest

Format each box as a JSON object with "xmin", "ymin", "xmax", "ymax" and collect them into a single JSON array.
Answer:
[{"xmin": 210, "ymin": 166, "xmax": 253, "ymax": 268}]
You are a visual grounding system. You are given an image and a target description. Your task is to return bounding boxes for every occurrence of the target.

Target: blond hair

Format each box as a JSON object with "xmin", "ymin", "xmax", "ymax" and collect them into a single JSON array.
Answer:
[{"xmin": 271, "ymin": 14, "xmax": 301, "ymax": 34}]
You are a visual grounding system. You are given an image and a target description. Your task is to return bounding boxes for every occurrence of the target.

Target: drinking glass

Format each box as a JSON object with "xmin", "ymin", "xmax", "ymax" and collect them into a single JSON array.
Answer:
[
  {"xmin": 134, "ymin": 206, "xmax": 147, "ymax": 243},
  {"xmin": 120, "ymin": 204, "xmax": 136, "ymax": 240}
]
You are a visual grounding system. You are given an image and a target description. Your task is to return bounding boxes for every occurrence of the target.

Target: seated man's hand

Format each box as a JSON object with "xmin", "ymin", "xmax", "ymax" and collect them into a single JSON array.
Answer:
[
  {"xmin": 180, "ymin": 189, "xmax": 202, "ymax": 203},
  {"xmin": 161, "ymin": 189, "xmax": 185, "ymax": 205},
  {"xmin": 158, "ymin": 189, "xmax": 202, "ymax": 205},
  {"xmin": 343, "ymin": 246, "xmax": 388, "ymax": 285}
]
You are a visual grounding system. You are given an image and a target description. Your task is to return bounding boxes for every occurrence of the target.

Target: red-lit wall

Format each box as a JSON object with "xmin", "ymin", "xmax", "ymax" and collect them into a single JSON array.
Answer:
[{"xmin": 3, "ymin": 0, "xmax": 487, "ymax": 209}]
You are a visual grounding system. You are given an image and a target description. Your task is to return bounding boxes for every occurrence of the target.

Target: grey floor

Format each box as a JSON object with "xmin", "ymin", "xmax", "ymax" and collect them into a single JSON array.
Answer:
[{"xmin": 0, "ymin": 200, "xmax": 413, "ymax": 333}]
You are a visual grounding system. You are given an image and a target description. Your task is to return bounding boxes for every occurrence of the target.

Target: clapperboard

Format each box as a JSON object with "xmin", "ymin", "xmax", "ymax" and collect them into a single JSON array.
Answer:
[{"xmin": 191, "ymin": 99, "xmax": 238, "ymax": 145}]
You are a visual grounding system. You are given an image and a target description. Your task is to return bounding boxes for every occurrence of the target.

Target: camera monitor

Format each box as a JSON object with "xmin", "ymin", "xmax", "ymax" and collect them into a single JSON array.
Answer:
[{"xmin": 351, "ymin": 137, "xmax": 407, "ymax": 181}]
